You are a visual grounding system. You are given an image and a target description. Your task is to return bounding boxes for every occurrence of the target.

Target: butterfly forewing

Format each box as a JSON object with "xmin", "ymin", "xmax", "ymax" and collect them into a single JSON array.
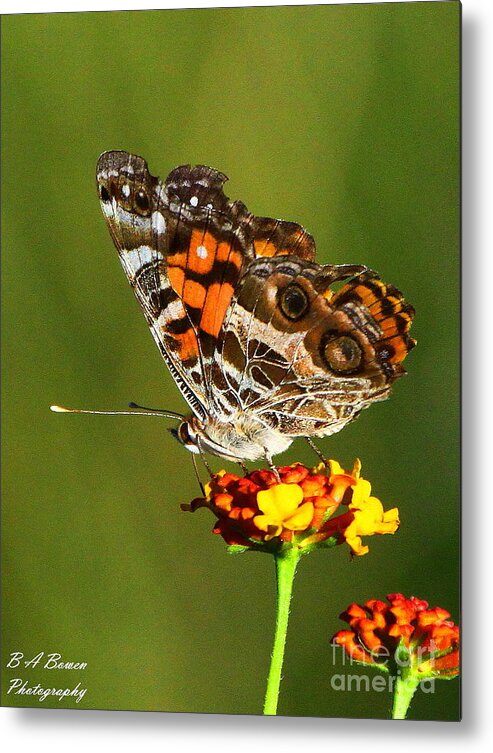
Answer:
[{"xmin": 96, "ymin": 151, "xmax": 210, "ymax": 418}]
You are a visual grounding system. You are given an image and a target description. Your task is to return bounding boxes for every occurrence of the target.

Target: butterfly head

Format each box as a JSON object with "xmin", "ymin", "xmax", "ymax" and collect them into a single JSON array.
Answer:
[
  {"xmin": 170, "ymin": 417, "xmax": 205, "ymax": 456},
  {"xmin": 170, "ymin": 415, "xmax": 250, "ymax": 460}
]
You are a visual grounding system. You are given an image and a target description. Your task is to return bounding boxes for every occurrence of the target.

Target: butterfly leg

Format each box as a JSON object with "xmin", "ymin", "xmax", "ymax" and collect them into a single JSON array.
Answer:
[
  {"xmin": 196, "ymin": 438, "xmax": 214, "ymax": 478},
  {"xmin": 264, "ymin": 450, "xmax": 281, "ymax": 482},
  {"xmin": 238, "ymin": 460, "xmax": 249, "ymax": 476},
  {"xmin": 305, "ymin": 437, "xmax": 330, "ymax": 468},
  {"xmin": 191, "ymin": 453, "xmax": 206, "ymax": 495}
]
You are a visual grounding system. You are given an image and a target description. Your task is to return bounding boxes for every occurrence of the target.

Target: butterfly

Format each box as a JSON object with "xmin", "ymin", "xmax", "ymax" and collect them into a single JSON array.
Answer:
[{"xmin": 95, "ymin": 150, "xmax": 415, "ymax": 466}]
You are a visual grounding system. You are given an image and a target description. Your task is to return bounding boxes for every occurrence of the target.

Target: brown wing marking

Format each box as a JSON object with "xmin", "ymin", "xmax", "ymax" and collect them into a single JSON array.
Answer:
[{"xmin": 246, "ymin": 215, "xmax": 316, "ymax": 261}]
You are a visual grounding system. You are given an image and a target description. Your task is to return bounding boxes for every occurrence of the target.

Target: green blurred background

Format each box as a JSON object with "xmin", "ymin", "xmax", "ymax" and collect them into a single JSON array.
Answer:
[{"xmin": 1, "ymin": 2, "xmax": 460, "ymax": 719}]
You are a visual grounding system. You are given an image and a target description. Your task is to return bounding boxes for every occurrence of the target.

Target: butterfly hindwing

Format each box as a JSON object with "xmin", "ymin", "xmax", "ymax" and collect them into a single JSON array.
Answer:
[{"xmin": 213, "ymin": 256, "xmax": 416, "ymax": 436}]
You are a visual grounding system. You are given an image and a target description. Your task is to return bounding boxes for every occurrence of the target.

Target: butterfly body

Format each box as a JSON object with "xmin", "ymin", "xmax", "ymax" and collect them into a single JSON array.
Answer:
[
  {"xmin": 96, "ymin": 151, "xmax": 415, "ymax": 462},
  {"xmin": 174, "ymin": 413, "xmax": 293, "ymax": 462}
]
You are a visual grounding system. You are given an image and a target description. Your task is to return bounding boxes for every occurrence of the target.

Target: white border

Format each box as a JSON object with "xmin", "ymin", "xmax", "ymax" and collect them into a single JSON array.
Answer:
[
  {"xmin": 0, "ymin": 0, "xmax": 463, "ymax": 13},
  {"xmin": 2, "ymin": 0, "xmax": 492, "ymax": 749}
]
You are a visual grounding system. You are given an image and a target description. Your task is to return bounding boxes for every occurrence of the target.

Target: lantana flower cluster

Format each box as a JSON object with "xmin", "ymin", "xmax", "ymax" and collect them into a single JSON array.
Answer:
[
  {"xmin": 332, "ymin": 593, "xmax": 459, "ymax": 678},
  {"xmin": 182, "ymin": 459, "xmax": 399, "ymax": 556}
]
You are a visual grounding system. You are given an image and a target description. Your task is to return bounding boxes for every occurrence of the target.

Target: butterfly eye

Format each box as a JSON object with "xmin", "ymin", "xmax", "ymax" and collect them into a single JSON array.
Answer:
[
  {"xmin": 279, "ymin": 283, "xmax": 309, "ymax": 321},
  {"xmin": 135, "ymin": 188, "xmax": 150, "ymax": 214},
  {"xmin": 100, "ymin": 185, "xmax": 110, "ymax": 203},
  {"xmin": 322, "ymin": 335, "xmax": 362, "ymax": 373}
]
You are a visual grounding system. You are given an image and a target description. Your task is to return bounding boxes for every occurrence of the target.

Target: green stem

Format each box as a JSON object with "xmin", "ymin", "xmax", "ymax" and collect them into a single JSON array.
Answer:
[
  {"xmin": 392, "ymin": 672, "xmax": 420, "ymax": 719},
  {"xmin": 263, "ymin": 548, "xmax": 300, "ymax": 715}
]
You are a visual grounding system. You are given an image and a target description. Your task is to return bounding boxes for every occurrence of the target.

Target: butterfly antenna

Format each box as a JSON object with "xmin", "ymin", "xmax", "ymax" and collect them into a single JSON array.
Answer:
[
  {"xmin": 127, "ymin": 401, "xmax": 184, "ymax": 419},
  {"xmin": 263, "ymin": 449, "xmax": 281, "ymax": 482},
  {"xmin": 50, "ymin": 404, "xmax": 184, "ymax": 420}
]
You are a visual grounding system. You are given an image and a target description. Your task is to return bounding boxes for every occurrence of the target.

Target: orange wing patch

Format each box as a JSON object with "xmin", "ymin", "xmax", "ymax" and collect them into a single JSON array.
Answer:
[
  {"xmin": 159, "ymin": 326, "xmax": 198, "ymax": 362},
  {"xmin": 333, "ymin": 274, "xmax": 416, "ymax": 369},
  {"xmin": 169, "ymin": 324, "xmax": 200, "ymax": 362},
  {"xmin": 167, "ymin": 265, "xmax": 186, "ymax": 297},
  {"xmin": 200, "ymin": 282, "xmax": 235, "ymax": 337},
  {"xmin": 254, "ymin": 240, "xmax": 289, "ymax": 258},
  {"xmin": 166, "ymin": 228, "xmax": 244, "ymax": 343},
  {"xmin": 167, "ymin": 229, "xmax": 217, "ymax": 294},
  {"xmin": 382, "ymin": 334, "xmax": 412, "ymax": 364},
  {"xmin": 251, "ymin": 220, "xmax": 316, "ymax": 260},
  {"xmin": 183, "ymin": 278, "xmax": 207, "ymax": 311}
]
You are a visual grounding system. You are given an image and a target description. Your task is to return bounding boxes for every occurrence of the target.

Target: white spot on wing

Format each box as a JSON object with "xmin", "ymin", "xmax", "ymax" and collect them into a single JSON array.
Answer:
[
  {"xmin": 190, "ymin": 195, "xmax": 199, "ymax": 207},
  {"xmin": 161, "ymin": 298, "xmax": 182, "ymax": 323},
  {"xmin": 196, "ymin": 245, "xmax": 208, "ymax": 259},
  {"xmin": 125, "ymin": 246, "xmax": 164, "ymax": 271},
  {"xmin": 121, "ymin": 184, "xmax": 130, "ymax": 198},
  {"xmin": 151, "ymin": 211, "xmax": 167, "ymax": 234}
]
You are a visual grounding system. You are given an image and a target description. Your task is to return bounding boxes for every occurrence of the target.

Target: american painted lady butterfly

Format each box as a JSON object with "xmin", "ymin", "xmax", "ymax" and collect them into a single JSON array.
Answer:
[{"xmin": 96, "ymin": 151, "xmax": 415, "ymax": 465}]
